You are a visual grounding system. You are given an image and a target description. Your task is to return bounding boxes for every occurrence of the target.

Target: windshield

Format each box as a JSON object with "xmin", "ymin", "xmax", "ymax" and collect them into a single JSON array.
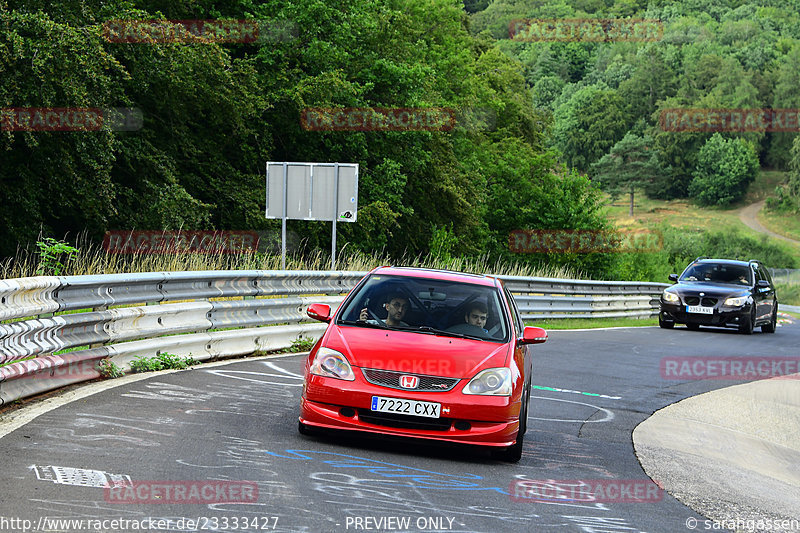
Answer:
[
  {"xmin": 679, "ymin": 263, "xmax": 752, "ymax": 285},
  {"xmin": 337, "ymin": 274, "xmax": 509, "ymax": 342}
]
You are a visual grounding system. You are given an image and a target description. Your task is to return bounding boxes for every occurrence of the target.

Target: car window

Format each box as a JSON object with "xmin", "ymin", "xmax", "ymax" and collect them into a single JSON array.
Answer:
[
  {"xmin": 679, "ymin": 263, "xmax": 752, "ymax": 285},
  {"xmin": 504, "ymin": 286, "xmax": 524, "ymax": 335},
  {"xmin": 336, "ymin": 274, "xmax": 509, "ymax": 341}
]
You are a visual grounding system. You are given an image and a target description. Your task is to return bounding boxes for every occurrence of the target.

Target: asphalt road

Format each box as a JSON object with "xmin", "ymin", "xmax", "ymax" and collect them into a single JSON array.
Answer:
[{"xmin": 1, "ymin": 321, "xmax": 798, "ymax": 533}]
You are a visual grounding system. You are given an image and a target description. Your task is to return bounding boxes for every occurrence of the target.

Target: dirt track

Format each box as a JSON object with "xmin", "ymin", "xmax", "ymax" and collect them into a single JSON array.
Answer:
[{"xmin": 738, "ymin": 200, "xmax": 800, "ymax": 245}]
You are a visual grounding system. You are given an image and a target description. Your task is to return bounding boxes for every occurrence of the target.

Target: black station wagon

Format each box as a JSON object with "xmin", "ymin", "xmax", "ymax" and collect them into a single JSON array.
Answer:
[{"xmin": 659, "ymin": 258, "xmax": 778, "ymax": 334}]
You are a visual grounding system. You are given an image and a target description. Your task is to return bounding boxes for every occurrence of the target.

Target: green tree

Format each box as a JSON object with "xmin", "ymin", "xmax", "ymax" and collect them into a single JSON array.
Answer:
[
  {"xmin": 767, "ymin": 44, "xmax": 800, "ymax": 169},
  {"xmin": 688, "ymin": 133, "xmax": 759, "ymax": 207},
  {"xmin": 766, "ymin": 135, "xmax": 800, "ymax": 213},
  {"xmin": 551, "ymin": 84, "xmax": 629, "ymax": 172},
  {"xmin": 591, "ymin": 132, "xmax": 662, "ymax": 216}
]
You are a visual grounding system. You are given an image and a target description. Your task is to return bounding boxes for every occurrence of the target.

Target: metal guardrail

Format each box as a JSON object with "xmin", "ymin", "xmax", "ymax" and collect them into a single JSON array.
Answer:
[
  {"xmin": 769, "ymin": 268, "xmax": 800, "ymax": 284},
  {"xmin": 0, "ymin": 270, "xmax": 668, "ymax": 405}
]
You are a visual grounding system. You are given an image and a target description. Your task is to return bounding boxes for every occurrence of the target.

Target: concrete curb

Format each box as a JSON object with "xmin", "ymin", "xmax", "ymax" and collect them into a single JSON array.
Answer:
[{"xmin": 633, "ymin": 376, "xmax": 800, "ymax": 527}]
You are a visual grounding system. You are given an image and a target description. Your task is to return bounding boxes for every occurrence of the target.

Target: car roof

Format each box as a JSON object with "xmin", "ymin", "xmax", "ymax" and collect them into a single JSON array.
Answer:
[
  {"xmin": 368, "ymin": 266, "xmax": 501, "ymax": 288},
  {"xmin": 692, "ymin": 258, "xmax": 759, "ymax": 267}
]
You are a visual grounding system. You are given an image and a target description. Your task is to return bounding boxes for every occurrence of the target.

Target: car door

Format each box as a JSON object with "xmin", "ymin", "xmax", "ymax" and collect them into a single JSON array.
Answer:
[
  {"xmin": 759, "ymin": 266, "xmax": 777, "ymax": 319},
  {"xmin": 753, "ymin": 265, "xmax": 773, "ymax": 321}
]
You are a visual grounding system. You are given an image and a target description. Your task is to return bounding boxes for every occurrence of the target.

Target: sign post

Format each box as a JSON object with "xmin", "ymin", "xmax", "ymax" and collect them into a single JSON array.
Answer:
[{"xmin": 266, "ymin": 162, "xmax": 359, "ymax": 270}]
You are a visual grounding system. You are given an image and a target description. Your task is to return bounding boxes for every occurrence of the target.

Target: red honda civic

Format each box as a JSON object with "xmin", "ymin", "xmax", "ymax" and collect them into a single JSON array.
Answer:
[{"xmin": 299, "ymin": 266, "xmax": 547, "ymax": 462}]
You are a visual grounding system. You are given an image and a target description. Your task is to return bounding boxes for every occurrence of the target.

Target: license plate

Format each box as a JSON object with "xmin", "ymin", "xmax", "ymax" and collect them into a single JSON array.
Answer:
[
  {"xmin": 686, "ymin": 305, "xmax": 714, "ymax": 315},
  {"xmin": 370, "ymin": 396, "xmax": 441, "ymax": 418}
]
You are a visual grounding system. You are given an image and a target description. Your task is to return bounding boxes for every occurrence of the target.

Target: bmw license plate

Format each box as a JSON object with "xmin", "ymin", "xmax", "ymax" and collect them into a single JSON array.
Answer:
[
  {"xmin": 686, "ymin": 305, "xmax": 713, "ymax": 315},
  {"xmin": 371, "ymin": 396, "xmax": 441, "ymax": 418}
]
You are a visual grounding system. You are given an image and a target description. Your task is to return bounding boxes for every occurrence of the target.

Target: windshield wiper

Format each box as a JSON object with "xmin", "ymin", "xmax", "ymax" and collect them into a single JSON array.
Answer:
[
  {"xmin": 338, "ymin": 319, "xmax": 388, "ymax": 329},
  {"xmin": 394, "ymin": 325, "xmax": 484, "ymax": 341}
]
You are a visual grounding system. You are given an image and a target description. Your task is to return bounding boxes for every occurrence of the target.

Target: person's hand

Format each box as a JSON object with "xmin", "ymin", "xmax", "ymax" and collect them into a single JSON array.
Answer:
[{"xmin": 359, "ymin": 308, "xmax": 368, "ymax": 321}]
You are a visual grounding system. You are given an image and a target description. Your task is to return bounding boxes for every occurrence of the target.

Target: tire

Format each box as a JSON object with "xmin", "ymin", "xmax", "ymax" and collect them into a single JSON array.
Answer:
[
  {"xmin": 298, "ymin": 420, "xmax": 314, "ymax": 436},
  {"xmin": 659, "ymin": 316, "xmax": 674, "ymax": 329},
  {"xmin": 739, "ymin": 308, "xmax": 755, "ymax": 335},
  {"xmin": 762, "ymin": 306, "xmax": 777, "ymax": 334},
  {"xmin": 496, "ymin": 386, "xmax": 528, "ymax": 463},
  {"xmin": 686, "ymin": 322, "xmax": 700, "ymax": 331}
]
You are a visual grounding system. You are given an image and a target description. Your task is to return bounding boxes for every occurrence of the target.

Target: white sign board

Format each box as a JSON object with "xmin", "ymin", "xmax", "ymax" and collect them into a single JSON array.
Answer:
[{"xmin": 266, "ymin": 162, "xmax": 358, "ymax": 222}]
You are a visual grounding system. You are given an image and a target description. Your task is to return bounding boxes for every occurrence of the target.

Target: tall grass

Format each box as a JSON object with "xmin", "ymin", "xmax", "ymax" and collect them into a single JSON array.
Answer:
[{"xmin": 0, "ymin": 237, "xmax": 582, "ymax": 280}]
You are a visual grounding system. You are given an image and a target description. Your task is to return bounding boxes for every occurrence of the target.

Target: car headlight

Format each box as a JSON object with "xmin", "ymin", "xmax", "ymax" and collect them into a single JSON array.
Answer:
[
  {"xmin": 463, "ymin": 368, "xmax": 512, "ymax": 396},
  {"xmin": 724, "ymin": 296, "xmax": 748, "ymax": 307},
  {"xmin": 309, "ymin": 347, "xmax": 355, "ymax": 381},
  {"xmin": 662, "ymin": 291, "xmax": 679, "ymax": 303}
]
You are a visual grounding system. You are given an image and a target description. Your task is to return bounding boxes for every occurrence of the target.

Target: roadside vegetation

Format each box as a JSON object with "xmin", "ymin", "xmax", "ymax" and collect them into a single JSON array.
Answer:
[
  {"xmin": 2, "ymin": 0, "xmax": 800, "ymax": 289},
  {"xmin": 528, "ymin": 317, "xmax": 659, "ymax": 329}
]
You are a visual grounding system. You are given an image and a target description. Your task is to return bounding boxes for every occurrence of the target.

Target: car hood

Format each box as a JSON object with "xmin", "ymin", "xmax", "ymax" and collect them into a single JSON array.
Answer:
[
  {"xmin": 669, "ymin": 282, "xmax": 748, "ymax": 297},
  {"xmin": 322, "ymin": 324, "xmax": 510, "ymax": 378}
]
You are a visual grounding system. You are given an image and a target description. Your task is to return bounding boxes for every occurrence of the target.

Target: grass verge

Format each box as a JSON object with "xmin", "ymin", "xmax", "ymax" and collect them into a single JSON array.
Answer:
[{"xmin": 527, "ymin": 316, "xmax": 658, "ymax": 329}]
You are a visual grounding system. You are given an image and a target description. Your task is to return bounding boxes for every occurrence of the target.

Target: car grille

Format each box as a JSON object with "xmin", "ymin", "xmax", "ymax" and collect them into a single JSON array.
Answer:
[
  {"xmin": 361, "ymin": 368, "xmax": 460, "ymax": 392},
  {"xmin": 683, "ymin": 296, "xmax": 718, "ymax": 306},
  {"xmin": 357, "ymin": 409, "xmax": 453, "ymax": 431}
]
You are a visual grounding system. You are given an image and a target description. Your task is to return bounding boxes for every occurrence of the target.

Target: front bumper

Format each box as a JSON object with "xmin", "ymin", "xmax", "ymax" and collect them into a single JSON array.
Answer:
[
  {"xmin": 300, "ymin": 374, "xmax": 521, "ymax": 447},
  {"xmin": 660, "ymin": 303, "xmax": 751, "ymax": 327}
]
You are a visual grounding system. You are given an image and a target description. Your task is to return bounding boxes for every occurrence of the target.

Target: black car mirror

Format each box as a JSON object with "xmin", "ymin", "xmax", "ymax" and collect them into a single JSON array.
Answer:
[
  {"xmin": 757, "ymin": 279, "xmax": 770, "ymax": 288},
  {"xmin": 668, "ymin": 274, "xmax": 678, "ymax": 282}
]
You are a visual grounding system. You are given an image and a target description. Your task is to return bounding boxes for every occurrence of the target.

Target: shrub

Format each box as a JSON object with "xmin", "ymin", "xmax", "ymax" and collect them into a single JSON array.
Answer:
[{"xmin": 688, "ymin": 134, "xmax": 759, "ymax": 207}]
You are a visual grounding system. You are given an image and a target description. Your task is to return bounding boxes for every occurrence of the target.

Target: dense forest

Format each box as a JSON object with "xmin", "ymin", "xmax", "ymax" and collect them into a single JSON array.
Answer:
[{"xmin": 1, "ymin": 0, "xmax": 799, "ymax": 278}]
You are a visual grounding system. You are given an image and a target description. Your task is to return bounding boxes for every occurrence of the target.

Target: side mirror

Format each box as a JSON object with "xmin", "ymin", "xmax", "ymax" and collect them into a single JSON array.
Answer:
[
  {"xmin": 520, "ymin": 326, "xmax": 547, "ymax": 345},
  {"xmin": 307, "ymin": 303, "xmax": 331, "ymax": 323},
  {"xmin": 757, "ymin": 279, "xmax": 770, "ymax": 288},
  {"xmin": 668, "ymin": 274, "xmax": 678, "ymax": 282}
]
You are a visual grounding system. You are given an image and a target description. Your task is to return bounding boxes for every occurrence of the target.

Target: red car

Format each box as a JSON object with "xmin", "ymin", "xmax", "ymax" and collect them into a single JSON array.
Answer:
[{"xmin": 299, "ymin": 266, "xmax": 547, "ymax": 462}]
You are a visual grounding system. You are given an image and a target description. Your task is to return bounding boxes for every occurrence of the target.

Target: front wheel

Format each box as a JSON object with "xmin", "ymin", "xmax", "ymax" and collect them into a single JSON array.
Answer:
[
  {"xmin": 298, "ymin": 420, "xmax": 314, "ymax": 436},
  {"xmin": 495, "ymin": 386, "xmax": 528, "ymax": 463},
  {"xmin": 762, "ymin": 306, "xmax": 777, "ymax": 334},
  {"xmin": 739, "ymin": 308, "xmax": 755, "ymax": 335},
  {"xmin": 659, "ymin": 315, "xmax": 674, "ymax": 329}
]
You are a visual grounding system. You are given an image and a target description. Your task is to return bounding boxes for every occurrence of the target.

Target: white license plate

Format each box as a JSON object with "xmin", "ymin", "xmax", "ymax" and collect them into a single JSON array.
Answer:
[
  {"xmin": 370, "ymin": 396, "xmax": 441, "ymax": 418},
  {"xmin": 686, "ymin": 305, "xmax": 714, "ymax": 315}
]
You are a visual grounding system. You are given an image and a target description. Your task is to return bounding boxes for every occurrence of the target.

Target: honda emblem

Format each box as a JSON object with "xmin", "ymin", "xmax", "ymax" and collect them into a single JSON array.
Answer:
[{"xmin": 399, "ymin": 375, "xmax": 419, "ymax": 389}]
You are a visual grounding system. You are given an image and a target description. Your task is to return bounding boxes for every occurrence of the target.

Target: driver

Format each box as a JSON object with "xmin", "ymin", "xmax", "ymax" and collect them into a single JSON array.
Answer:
[{"xmin": 359, "ymin": 293, "xmax": 410, "ymax": 327}]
